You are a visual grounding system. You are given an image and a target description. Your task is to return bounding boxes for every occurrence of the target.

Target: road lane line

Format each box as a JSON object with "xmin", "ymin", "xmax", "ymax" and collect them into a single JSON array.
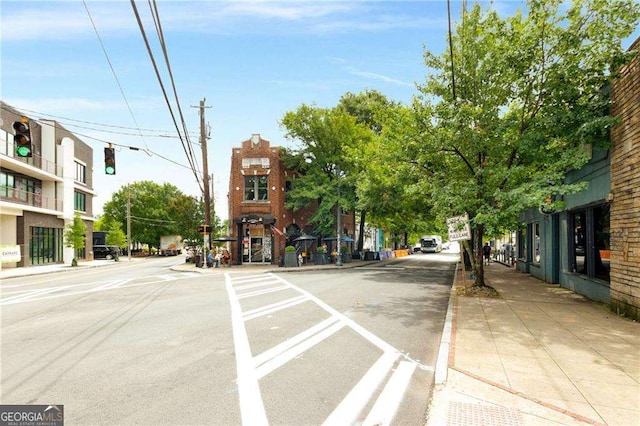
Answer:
[
  {"xmin": 252, "ymin": 316, "xmax": 339, "ymax": 368},
  {"xmin": 243, "ymin": 295, "xmax": 308, "ymax": 321},
  {"xmin": 363, "ymin": 360, "xmax": 417, "ymax": 426},
  {"xmin": 322, "ymin": 351, "xmax": 399, "ymax": 426},
  {"xmin": 254, "ymin": 320, "xmax": 345, "ymax": 380},
  {"xmin": 224, "ymin": 273, "xmax": 268, "ymax": 426}
]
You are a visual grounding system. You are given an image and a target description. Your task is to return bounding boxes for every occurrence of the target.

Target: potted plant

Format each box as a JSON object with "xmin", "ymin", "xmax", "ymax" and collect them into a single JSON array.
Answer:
[
  {"xmin": 283, "ymin": 245, "xmax": 299, "ymax": 267},
  {"xmin": 340, "ymin": 245, "xmax": 352, "ymax": 263},
  {"xmin": 313, "ymin": 246, "xmax": 327, "ymax": 265}
]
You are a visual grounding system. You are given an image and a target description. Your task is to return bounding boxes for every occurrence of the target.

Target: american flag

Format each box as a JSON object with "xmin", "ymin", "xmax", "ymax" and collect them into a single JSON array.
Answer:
[{"xmin": 271, "ymin": 225, "xmax": 285, "ymax": 236}]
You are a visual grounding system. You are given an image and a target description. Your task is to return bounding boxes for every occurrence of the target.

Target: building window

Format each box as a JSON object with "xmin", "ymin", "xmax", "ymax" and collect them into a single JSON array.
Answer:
[
  {"xmin": 569, "ymin": 204, "xmax": 610, "ymax": 282},
  {"xmin": 242, "ymin": 158, "xmax": 270, "ymax": 168},
  {"xmin": 0, "ymin": 171, "xmax": 15, "ymax": 199},
  {"xmin": 518, "ymin": 226, "xmax": 528, "ymax": 261},
  {"xmin": 30, "ymin": 227, "xmax": 64, "ymax": 265},
  {"xmin": 74, "ymin": 191, "xmax": 86, "ymax": 212},
  {"xmin": 244, "ymin": 175, "xmax": 268, "ymax": 201},
  {"xmin": 532, "ymin": 222, "xmax": 541, "ymax": 264},
  {"xmin": 75, "ymin": 161, "xmax": 86, "ymax": 183}
]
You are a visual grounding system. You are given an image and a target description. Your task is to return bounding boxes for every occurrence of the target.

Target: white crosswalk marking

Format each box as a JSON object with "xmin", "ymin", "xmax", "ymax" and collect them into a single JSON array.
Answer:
[
  {"xmin": 1, "ymin": 286, "xmax": 70, "ymax": 305},
  {"xmin": 224, "ymin": 272, "xmax": 427, "ymax": 426}
]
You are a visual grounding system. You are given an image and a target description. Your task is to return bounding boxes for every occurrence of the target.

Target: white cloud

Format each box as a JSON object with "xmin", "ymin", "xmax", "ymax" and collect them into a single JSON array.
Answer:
[{"xmin": 343, "ymin": 66, "xmax": 414, "ymax": 87}]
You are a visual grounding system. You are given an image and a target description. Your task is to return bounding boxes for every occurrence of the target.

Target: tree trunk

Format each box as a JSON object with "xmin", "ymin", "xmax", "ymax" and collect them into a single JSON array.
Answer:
[
  {"xmin": 357, "ymin": 210, "xmax": 366, "ymax": 252},
  {"xmin": 473, "ymin": 224, "xmax": 486, "ymax": 287}
]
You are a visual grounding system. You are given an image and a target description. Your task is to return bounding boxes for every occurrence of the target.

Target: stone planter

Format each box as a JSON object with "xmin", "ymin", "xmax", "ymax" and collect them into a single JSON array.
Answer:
[
  {"xmin": 283, "ymin": 252, "xmax": 299, "ymax": 267},
  {"xmin": 313, "ymin": 253, "xmax": 328, "ymax": 265}
]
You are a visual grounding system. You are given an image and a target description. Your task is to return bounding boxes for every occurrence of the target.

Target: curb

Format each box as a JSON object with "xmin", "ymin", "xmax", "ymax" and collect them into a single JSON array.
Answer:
[{"xmin": 434, "ymin": 261, "xmax": 459, "ymax": 385}]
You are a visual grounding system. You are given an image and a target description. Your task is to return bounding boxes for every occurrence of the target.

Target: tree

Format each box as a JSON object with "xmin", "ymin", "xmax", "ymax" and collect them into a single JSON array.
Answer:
[
  {"xmin": 337, "ymin": 90, "xmax": 402, "ymax": 251},
  {"xmin": 415, "ymin": 0, "xmax": 639, "ymax": 286},
  {"xmin": 280, "ymin": 104, "xmax": 372, "ymax": 237},
  {"xmin": 102, "ymin": 181, "xmax": 204, "ymax": 251},
  {"xmin": 105, "ymin": 221, "xmax": 127, "ymax": 250},
  {"xmin": 64, "ymin": 212, "xmax": 86, "ymax": 266}
]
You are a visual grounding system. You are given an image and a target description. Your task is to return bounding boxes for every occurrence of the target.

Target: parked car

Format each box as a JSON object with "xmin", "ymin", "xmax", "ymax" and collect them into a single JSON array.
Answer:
[{"xmin": 93, "ymin": 245, "xmax": 116, "ymax": 260}]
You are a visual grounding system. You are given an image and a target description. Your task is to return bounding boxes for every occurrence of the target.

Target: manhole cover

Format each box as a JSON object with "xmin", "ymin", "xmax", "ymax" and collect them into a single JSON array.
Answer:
[{"xmin": 447, "ymin": 401, "xmax": 523, "ymax": 426}]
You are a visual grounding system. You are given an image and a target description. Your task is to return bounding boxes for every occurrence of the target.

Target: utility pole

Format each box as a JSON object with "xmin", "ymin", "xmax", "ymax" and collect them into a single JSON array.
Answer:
[
  {"xmin": 336, "ymin": 163, "xmax": 343, "ymax": 267},
  {"xmin": 196, "ymin": 98, "xmax": 212, "ymax": 249},
  {"xmin": 127, "ymin": 184, "xmax": 132, "ymax": 262},
  {"xmin": 211, "ymin": 173, "xmax": 216, "ymax": 236}
]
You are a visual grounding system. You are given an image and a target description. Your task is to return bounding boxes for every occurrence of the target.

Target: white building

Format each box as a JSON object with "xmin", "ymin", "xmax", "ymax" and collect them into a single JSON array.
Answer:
[{"xmin": 0, "ymin": 102, "xmax": 96, "ymax": 269}]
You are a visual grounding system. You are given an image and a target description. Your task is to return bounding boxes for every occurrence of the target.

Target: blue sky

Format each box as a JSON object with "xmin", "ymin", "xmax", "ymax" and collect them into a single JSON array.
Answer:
[{"xmin": 1, "ymin": 1, "xmax": 638, "ymax": 221}]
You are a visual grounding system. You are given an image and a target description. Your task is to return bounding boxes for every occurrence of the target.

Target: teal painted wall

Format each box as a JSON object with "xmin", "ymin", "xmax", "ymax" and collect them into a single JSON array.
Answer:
[{"xmin": 518, "ymin": 147, "xmax": 611, "ymax": 303}]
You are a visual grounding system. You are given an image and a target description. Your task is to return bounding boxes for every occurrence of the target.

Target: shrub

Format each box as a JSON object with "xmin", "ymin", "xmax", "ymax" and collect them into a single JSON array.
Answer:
[
  {"xmin": 340, "ymin": 245, "xmax": 349, "ymax": 253},
  {"xmin": 285, "ymin": 245, "xmax": 296, "ymax": 252},
  {"xmin": 316, "ymin": 246, "xmax": 324, "ymax": 253}
]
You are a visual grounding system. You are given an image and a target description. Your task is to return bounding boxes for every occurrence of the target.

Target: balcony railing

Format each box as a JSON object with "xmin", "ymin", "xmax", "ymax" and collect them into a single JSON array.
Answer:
[
  {"xmin": 0, "ymin": 141, "xmax": 64, "ymax": 177},
  {"xmin": 0, "ymin": 186, "xmax": 63, "ymax": 211}
]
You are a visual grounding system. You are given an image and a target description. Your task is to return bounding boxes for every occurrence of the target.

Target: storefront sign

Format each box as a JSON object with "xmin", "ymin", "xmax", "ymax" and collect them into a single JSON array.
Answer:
[{"xmin": 0, "ymin": 245, "xmax": 21, "ymax": 263}]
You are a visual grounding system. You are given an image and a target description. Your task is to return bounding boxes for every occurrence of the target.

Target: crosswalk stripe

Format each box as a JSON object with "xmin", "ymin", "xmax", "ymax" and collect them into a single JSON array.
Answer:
[
  {"xmin": 243, "ymin": 295, "xmax": 308, "ymax": 321},
  {"xmin": 252, "ymin": 316, "xmax": 339, "ymax": 368},
  {"xmin": 236, "ymin": 284, "xmax": 290, "ymax": 300},
  {"xmin": 1, "ymin": 286, "xmax": 69, "ymax": 305},
  {"xmin": 322, "ymin": 352, "xmax": 399, "ymax": 426},
  {"xmin": 363, "ymin": 361, "xmax": 417, "ymax": 426},
  {"xmin": 254, "ymin": 320, "xmax": 345, "ymax": 380}
]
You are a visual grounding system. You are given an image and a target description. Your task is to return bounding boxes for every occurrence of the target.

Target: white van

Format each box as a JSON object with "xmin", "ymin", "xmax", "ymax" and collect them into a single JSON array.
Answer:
[{"xmin": 419, "ymin": 235, "xmax": 443, "ymax": 253}]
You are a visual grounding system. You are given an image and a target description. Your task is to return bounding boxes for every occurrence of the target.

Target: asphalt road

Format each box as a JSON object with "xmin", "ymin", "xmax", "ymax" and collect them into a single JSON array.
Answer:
[{"xmin": 1, "ymin": 253, "xmax": 456, "ymax": 425}]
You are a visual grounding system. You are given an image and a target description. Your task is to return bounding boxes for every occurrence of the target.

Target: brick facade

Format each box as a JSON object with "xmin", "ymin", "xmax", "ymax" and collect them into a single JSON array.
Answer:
[
  {"xmin": 610, "ymin": 38, "xmax": 640, "ymax": 319},
  {"xmin": 227, "ymin": 134, "xmax": 355, "ymax": 265}
]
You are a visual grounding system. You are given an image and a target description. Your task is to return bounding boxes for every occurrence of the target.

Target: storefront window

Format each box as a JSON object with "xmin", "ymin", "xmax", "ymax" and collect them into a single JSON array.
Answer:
[
  {"xmin": 532, "ymin": 222, "xmax": 541, "ymax": 264},
  {"xmin": 30, "ymin": 227, "xmax": 63, "ymax": 265},
  {"xmin": 569, "ymin": 204, "xmax": 609, "ymax": 282}
]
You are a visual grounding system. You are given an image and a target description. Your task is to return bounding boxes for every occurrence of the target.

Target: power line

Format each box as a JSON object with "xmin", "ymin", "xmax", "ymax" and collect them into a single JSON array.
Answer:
[
  {"xmin": 10, "ymin": 106, "xmax": 198, "ymax": 136},
  {"xmin": 129, "ymin": 0, "xmax": 203, "ymax": 193},
  {"xmin": 83, "ymin": 0, "xmax": 151, "ymax": 152}
]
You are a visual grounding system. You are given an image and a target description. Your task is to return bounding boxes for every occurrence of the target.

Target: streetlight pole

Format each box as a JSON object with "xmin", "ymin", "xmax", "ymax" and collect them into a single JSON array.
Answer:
[{"xmin": 336, "ymin": 163, "xmax": 343, "ymax": 267}]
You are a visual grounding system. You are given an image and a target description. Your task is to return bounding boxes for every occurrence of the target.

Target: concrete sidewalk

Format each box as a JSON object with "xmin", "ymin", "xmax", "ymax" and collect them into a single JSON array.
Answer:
[{"xmin": 427, "ymin": 263, "xmax": 640, "ymax": 426}]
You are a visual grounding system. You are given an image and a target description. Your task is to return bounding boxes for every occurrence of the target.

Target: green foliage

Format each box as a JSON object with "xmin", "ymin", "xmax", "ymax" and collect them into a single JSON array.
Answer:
[
  {"xmin": 285, "ymin": 245, "xmax": 296, "ymax": 252},
  {"xmin": 102, "ymin": 181, "xmax": 205, "ymax": 250},
  {"xmin": 64, "ymin": 213, "xmax": 86, "ymax": 264},
  {"xmin": 105, "ymin": 221, "xmax": 127, "ymax": 248},
  {"xmin": 280, "ymin": 104, "xmax": 373, "ymax": 236},
  {"xmin": 316, "ymin": 246, "xmax": 324, "ymax": 253},
  {"xmin": 413, "ymin": 0, "xmax": 639, "ymax": 285}
]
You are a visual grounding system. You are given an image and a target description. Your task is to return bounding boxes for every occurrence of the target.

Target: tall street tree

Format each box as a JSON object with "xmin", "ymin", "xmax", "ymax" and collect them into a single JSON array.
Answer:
[
  {"xmin": 280, "ymin": 104, "xmax": 373, "ymax": 238},
  {"xmin": 414, "ymin": 0, "xmax": 639, "ymax": 287},
  {"xmin": 102, "ymin": 181, "xmax": 203, "ymax": 251}
]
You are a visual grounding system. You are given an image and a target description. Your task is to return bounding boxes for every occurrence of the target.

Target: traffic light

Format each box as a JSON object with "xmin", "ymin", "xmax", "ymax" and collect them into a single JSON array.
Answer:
[
  {"xmin": 13, "ymin": 119, "xmax": 32, "ymax": 157},
  {"xmin": 104, "ymin": 146, "xmax": 116, "ymax": 175}
]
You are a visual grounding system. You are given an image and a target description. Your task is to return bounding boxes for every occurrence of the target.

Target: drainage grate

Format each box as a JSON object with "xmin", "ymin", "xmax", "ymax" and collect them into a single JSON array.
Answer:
[{"xmin": 447, "ymin": 402, "xmax": 523, "ymax": 426}]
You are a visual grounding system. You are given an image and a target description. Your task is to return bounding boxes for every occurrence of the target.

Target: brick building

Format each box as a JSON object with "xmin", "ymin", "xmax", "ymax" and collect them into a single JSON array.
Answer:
[
  {"xmin": 227, "ymin": 134, "xmax": 355, "ymax": 265},
  {"xmin": 609, "ymin": 37, "xmax": 640, "ymax": 319}
]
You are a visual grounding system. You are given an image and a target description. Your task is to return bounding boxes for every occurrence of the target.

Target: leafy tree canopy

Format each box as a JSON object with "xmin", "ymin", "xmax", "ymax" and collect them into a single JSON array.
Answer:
[
  {"xmin": 413, "ymin": 0, "xmax": 639, "ymax": 285},
  {"xmin": 102, "ymin": 181, "xmax": 204, "ymax": 249}
]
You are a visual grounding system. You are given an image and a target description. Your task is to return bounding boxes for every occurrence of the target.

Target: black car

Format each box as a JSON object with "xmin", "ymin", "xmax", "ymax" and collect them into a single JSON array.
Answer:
[{"xmin": 93, "ymin": 245, "xmax": 116, "ymax": 260}]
